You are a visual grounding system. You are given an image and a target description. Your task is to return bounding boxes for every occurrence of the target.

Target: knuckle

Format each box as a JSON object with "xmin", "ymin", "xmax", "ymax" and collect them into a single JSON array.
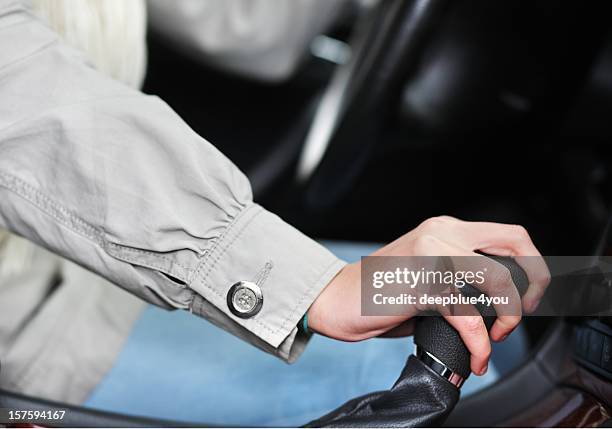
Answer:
[
  {"xmin": 421, "ymin": 216, "xmax": 451, "ymax": 231},
  {"xmin": 538, "ymin": 270, "xmax": 552, "ymax": 288},
  {"xmin": 501, "ymin": 315, "xmax": 522, "ymax": 329},
  {"xmin": 488, "ymin": 267, "xmax": 513, "ymax": 294},
  {"xmin": 463, "ymin": 316, "xmax": 484, "ymax": 334},
  {"xmin": 435, "ymin": 303, "xmax": 452, "ymax": 316},
  {"xmin": 497, "ymin": 292, "xmax": 522, "ymax": 318},
  {"xmin": 510, "ymin": 314, "xmax": 522, "ymax": 326},
  {"xmin": 411, "ymin": 234, "xmax": 440, "ymax": 253},
  {"xmin": 512, "ymin": 224, "xmax": 530, "ymax": 241}
]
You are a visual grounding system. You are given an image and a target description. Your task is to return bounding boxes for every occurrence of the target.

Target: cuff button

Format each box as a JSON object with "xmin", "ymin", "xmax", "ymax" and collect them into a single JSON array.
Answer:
[{"xmin": 227, "ymin": 281, "xmax": 263, "ymax": 318}]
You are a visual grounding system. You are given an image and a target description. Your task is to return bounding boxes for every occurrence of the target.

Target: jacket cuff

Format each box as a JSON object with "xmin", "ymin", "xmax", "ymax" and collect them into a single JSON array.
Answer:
[
  {"xmin": 189, "ymin": 203, "xmax": 345, "ymax": 352},
  {"xmin": 191, "ymin": 294, "xmax": 313, "ymax": 363}
]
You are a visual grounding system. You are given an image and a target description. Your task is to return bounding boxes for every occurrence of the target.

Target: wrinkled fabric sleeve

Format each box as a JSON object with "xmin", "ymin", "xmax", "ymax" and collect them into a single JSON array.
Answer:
[{"xmin": 0, "ymin": 0, "xmax": 345, "ymax": 362}]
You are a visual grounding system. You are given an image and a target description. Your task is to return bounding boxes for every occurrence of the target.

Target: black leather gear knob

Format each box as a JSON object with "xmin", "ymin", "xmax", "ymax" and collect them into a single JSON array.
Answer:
[{"xmin": 414, "ymin": 256, "xmax": 529, "ymax": 380}]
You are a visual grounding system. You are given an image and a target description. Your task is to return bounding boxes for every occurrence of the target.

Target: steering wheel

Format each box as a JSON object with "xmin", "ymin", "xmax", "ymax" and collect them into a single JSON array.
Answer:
[
  {"xmin": 296, "ymin": 0, "xmax": 448, "ymax": 210},
  {"xmin": 305, "ymin": 256, "xmax": 528, "ymax": 427}
]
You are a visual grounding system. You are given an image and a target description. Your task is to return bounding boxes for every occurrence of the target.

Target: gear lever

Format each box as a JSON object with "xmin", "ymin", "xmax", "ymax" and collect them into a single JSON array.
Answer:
[
  {"xmin": 307, "ymin": 256, "xmax": 528, "ymax": 428},
  {"xmin": 414, "ymin": 256, "xmax": 529, "ymax": 387}
]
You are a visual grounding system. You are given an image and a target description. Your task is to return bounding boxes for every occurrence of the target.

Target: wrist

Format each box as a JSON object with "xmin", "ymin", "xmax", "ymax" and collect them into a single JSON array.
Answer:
[
  {"xmin": 307, "ymin": 262, "xmax": 360, "ymax": 339},
  {"xmin": 300, "ymin": 312, "xmax": 311, "ymax": 335}
]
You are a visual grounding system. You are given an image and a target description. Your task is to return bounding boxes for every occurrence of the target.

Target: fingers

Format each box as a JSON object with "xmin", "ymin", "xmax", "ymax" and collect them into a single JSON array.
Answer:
[
  {"xmin": 476, "ymin": 245, "xmax": 550, "ymax": 313},
  {"xmin": 443, "ymin": 309, "xmax": 491, "ymax": 375},
  {"xmin": 489, "ymin": 314, "xmax": 520, "ymax": 342},
  {"xmin": 447, "ymin": 255, "xmax": 522, "ymax": 342},
  {"xmin": 399, "ymin": 216, "xmax": 550, "ymax": 371},
  {"xmin": 407, "ymin": 233, "xmax": 524, "ymax": 341},
  {"xmin": 477, "ymin": 259, "xmax": 522, "ymax": 342},
  {"xmin": 430, "ymin": 297, "xmax": 491, "ymax": 375},
  {"xmin": 514, "ymin": 255, "xmax": 551, "ymax": 313},
  {"xmin": 428, "ymin": 218, "xmax": 551, "ymax": 313},
  {"xmin": 452, "ymin": 221, "xmax": 538, "ymax": 255}
]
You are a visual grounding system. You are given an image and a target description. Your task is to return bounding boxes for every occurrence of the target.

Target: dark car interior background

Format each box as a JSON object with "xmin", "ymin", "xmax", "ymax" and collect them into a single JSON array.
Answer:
[{"xmin": 146, "ymin": 0, "xmax": 612, "ymax": 346}]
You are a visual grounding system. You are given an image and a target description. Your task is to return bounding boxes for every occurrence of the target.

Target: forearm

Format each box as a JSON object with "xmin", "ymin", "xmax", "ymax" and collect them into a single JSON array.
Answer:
[{"xmin": 0, "ymin": 0, "xmax": 345, "ymax": 361}]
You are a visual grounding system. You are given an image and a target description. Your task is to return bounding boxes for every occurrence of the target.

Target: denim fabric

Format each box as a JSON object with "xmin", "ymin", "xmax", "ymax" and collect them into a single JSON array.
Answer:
[{"xmin": 84, "ymin": 242, "xmax": 521, "ymax": 426}]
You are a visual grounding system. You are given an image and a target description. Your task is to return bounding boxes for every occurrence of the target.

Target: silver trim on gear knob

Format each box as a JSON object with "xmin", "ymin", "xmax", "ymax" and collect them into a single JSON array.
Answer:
[{"xmin": 415, "ymin": 346, "xmax": 467, "ymax": 389}]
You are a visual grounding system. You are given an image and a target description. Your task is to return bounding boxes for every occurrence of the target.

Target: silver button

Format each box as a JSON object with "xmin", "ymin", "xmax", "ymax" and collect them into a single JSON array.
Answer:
[{"xmin": 227, "ymin": 281, "xmax": 263, "ymax": 318}]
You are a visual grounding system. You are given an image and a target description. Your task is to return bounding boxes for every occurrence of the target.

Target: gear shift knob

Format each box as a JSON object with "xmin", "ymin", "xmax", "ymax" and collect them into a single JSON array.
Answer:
[
  {"xmin": 414, "ymin": 256, "xmax": 529, "ymax": 386},
  {"xmin": 307, "ymin": 257, "xmax": 529, "ymax": 428}
]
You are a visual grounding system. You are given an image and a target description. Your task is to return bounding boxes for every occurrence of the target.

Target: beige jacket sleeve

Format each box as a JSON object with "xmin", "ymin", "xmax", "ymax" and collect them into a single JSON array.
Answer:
[{"xmin": 0, "ymin": 0, "xmax": 345, "ymax": 362}]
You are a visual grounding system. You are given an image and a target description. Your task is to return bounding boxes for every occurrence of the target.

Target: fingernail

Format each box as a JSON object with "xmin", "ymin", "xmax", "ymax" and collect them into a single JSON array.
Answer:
[{"xmin": 479, "ymin": 364, "xmax": 488, "ymax": 375}]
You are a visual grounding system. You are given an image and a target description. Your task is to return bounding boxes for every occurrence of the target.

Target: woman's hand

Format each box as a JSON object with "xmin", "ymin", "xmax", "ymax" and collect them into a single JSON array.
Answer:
[{"xmin": 307, "ymin": 216, "xmax": 550, "ymax": 375}]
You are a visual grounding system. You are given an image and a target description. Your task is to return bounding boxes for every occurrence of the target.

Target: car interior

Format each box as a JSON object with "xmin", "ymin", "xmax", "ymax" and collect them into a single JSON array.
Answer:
[{"xmin": 2, "ymin": 0, "xmax": 612, "ymax": 426}]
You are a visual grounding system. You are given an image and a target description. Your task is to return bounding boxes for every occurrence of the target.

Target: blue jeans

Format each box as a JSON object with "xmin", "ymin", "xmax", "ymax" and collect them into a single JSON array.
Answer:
[{"xmin": 84, "ymin": 242, "xmax": 526, "ymax": 426}]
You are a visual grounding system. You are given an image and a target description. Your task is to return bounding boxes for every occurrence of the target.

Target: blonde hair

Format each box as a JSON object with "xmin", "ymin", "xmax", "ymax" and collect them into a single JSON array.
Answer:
[
  {"xmin": 31, "ymin": 0, "xmax": 147, "ymax": 88},
  {"xmin": 0, "ymin": 0, "xmax": 147, "ymax": 275}
]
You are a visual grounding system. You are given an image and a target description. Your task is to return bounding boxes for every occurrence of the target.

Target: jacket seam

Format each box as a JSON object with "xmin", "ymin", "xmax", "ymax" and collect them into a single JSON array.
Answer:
[
  {"xmin": 198, "ymin": 209, "xmax": 260, "ymax": 284},
  {"xmin": 190, "ymin": 202, "xmax": 253, "ymax": 284},
  {"xmin": 0, "ymin": 172, "xmax": 103, "ymax": 244},
  {"xmin": 105, "ymin": 242, "xmax": 193, "ymax": 283},
  {"xmin": 0, "ymin": 173, "xmax": 195, "ymax": 285}
]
